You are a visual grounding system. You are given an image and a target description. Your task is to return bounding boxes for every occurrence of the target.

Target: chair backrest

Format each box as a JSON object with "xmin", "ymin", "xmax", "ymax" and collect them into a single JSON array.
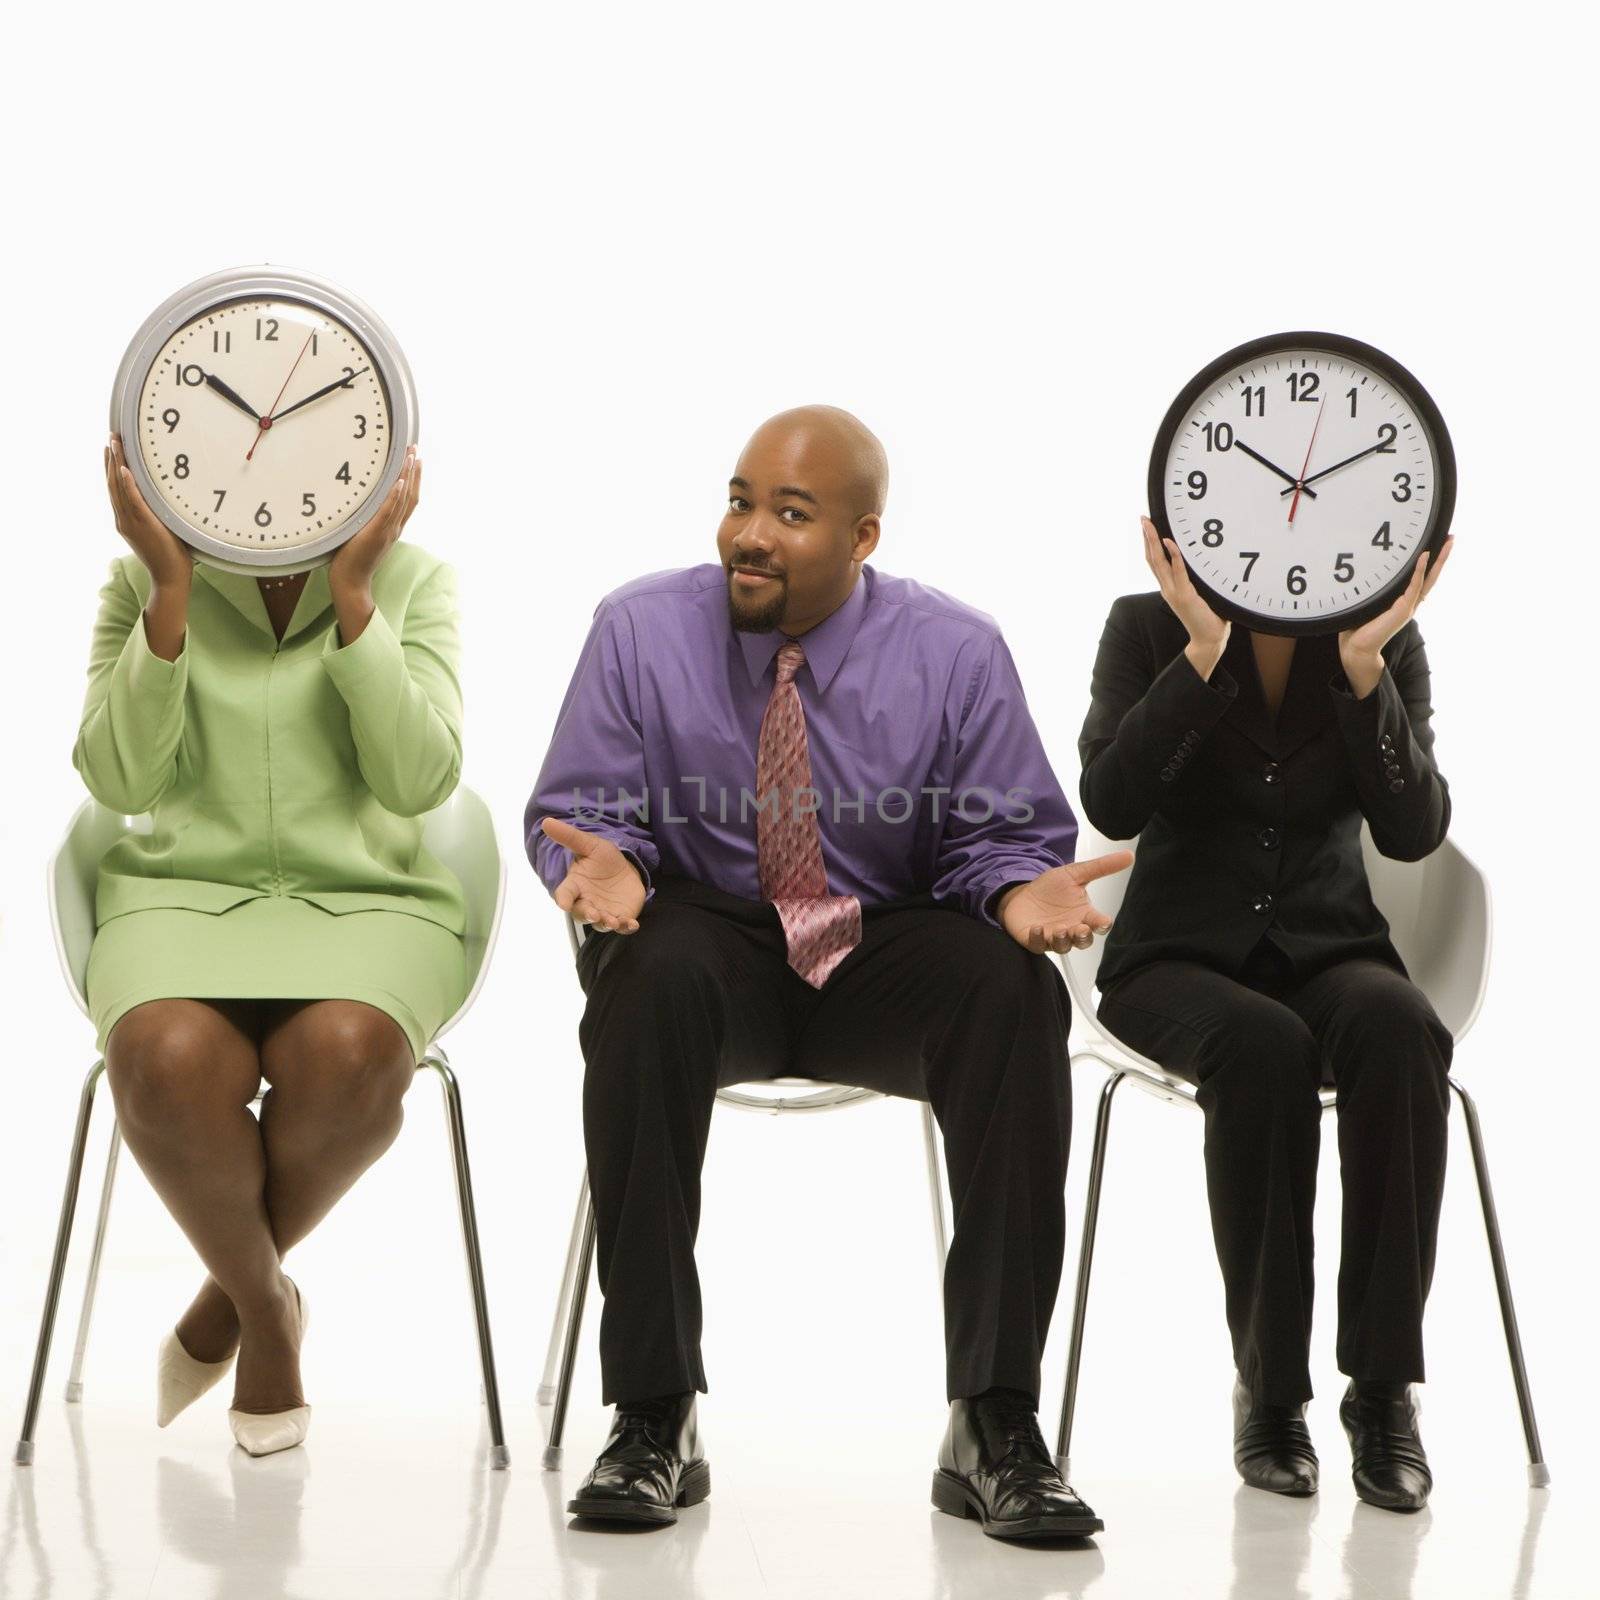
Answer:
[
  {"xmin": 1065, "ymin": 819, "xmax": 1491, "ymax": 1046},
  {"xmin": 563, "ymin": 911, "xmax": 880, "ymax": 1114},
  {"xmin": 49, "ymin": 786, "xmax": 506, "ymax": 1043}
]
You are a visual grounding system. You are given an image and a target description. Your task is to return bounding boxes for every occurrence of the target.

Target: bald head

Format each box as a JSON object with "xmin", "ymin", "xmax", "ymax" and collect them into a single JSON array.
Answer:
[{"xmin": 717, "ymin": 405, "xmax": 887, "ymax": 637}]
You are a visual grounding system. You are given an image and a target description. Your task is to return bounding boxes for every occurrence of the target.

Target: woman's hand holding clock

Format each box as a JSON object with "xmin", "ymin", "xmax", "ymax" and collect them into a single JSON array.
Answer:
[
  {"xmin": 328, "ymin": 446, "xmax": 420, "ymax": 646},
  {"xmin": 106, "ymin": 433, "xmax": 192, "ymax": 662},
  {"xmin": 1142, "ymin": 515, "xmax": 1230, "ymax": 681},
  {"xmin": 1336, "ymin": 537, "xmax": 1453, "ymax": 699}
]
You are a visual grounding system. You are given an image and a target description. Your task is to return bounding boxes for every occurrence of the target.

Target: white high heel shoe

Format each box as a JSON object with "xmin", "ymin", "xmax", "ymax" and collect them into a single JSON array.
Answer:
[
  {"xmin": 228, "ymin": 1279, "xmax": 311, "ymax": 1458},
  {"xmin": 156, "ymin": 1327, "xmax": 237, "ymax": 1428}
]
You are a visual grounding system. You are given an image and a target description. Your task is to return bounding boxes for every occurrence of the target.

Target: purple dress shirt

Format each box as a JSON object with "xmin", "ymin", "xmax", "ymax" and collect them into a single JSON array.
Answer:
[{"xmin": 524, "ymin": 561, "xmax": 1078, "ymax": 926}]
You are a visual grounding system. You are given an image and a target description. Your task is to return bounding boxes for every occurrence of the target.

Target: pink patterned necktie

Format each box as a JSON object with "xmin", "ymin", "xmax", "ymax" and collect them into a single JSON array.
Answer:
[{"xmin": 756, "ymin": 640, "xmax": 862, "ymax": 988}]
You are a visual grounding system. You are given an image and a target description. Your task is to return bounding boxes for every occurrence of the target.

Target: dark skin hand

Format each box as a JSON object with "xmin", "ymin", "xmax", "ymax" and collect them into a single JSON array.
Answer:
[{"xmin": 543, "ymin": 405, "xmax": 1132, "ymax": 954}]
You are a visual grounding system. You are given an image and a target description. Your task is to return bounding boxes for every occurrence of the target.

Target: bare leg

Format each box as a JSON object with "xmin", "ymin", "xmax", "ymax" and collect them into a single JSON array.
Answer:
[
  {"xmin": 105, "ymin": 1000, "xmax": 303, "ymax": 1412},
  {"xmin": 176, "ymin": 1001, "xmax": 414, "ymax": 1391}
]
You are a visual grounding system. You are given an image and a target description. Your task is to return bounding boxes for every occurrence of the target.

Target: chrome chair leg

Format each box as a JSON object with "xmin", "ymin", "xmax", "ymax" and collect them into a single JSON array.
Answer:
[
  {"xmin": 921, "ymin": 1102, "xmax": 950, "ymax": 1275},
  {"xmin": 543, "ymin": 1176, "xmax": 596, "ymax": 1471},
  {"xmin": 421, "ymin": 1052, "xmax": 510, "ymax": 1470},
  {"xmin": 1450, "ymin": 1077, "xmax": 1549, "ymax": 1487},
  {"xmin": 1054, "ymin": 1070, "xmax": 1124, "ymax": 1475},
  {"xmin": 15, "ymin": 1062, "xmax": 106, "ymax": 1464},
  {"xmin": 539, "ymin": 1174, "xmax": 593, "ymax": 1405},
  {"xmin": 64, "ymin": 1122, "xmax": 122, "ymax": 1403}
]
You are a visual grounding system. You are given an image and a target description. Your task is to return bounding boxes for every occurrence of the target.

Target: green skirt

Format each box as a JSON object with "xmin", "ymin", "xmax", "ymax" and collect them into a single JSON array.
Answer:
[{"xmin": 85, "ymin": 895, "xmax": 470, "ymax": 1063}]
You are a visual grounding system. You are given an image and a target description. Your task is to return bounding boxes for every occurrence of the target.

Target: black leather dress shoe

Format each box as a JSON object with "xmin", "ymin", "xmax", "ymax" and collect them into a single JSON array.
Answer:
[
  {"xmin": 1340, "ymin": 1380, "xmax": 1432, "ymax": 1512},
  {"xmin": 933, "ymin": 1391, "xmax": 1104, "ymax": 1540},
  {"xmin": 1233, "ymin": 1377, "xmax": 1319, "ymax": 1496},
  {"xmin": 567, "ymin": 1392, "xmax": 709, "ymax": 1526}
]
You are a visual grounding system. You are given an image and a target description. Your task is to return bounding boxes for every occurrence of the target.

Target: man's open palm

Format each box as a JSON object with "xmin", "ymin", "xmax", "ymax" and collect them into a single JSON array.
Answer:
[
  {"xmin": 999, "ymin": 851, "xmax": 1134, "ymax": 955},
  {"xmin": 541, "ymin": 817, "xmax": 646, "ymax": 934}
]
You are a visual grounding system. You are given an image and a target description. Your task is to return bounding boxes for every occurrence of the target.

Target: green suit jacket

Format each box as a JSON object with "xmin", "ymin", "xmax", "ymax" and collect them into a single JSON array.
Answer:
[{"xmin": 73, "ymin": 544, "xmax": 466, "ymax": 935}]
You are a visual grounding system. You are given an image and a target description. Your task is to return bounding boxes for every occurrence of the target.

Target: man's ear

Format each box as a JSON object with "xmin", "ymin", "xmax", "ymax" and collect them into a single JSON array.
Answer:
[{"xmin": 852, "ymin": 514, "xmax": 881, "ymax": 563}]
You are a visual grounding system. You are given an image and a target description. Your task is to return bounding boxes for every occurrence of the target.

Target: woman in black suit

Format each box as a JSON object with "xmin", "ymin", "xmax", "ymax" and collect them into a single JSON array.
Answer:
[{"xmin": 1079, "ymin": 517, "xmax": 1455, "ymax": 1513}]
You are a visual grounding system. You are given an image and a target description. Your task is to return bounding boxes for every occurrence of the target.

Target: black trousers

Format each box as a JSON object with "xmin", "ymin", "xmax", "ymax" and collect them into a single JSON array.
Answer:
[
  {"xmin": 1097, "ymin": 939, "xmax": 1452, "ymax": 1406},
  {"xmin": 575, "ymin": 874, "xmax": 1074, "ymax": 1406}
]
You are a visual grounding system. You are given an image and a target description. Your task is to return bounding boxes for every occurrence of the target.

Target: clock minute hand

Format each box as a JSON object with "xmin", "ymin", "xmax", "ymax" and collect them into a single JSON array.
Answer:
[
  {"xmin": 1278, "ymin": 438, "xmax": 1388, "ymax": 495},
  {"xmin": 271, "ymin": 366, "xmax": 370, "ymax": 423},
  {"xmin": 1232, "ymin": 437, "xmax": 1317, "ymax": 499},
  {"xmin": 202, "ymin": 371, "xmax": 264, "ymax": 423}
]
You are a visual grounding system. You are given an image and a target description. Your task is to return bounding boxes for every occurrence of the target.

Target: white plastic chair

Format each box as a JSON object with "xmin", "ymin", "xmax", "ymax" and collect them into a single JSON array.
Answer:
[
  {"xmin": 536, "ymin": 913, "xmax": 950, "ymax": 1468},
  {"xmin": 1051, "ymin": 821, "xmax": 1548, "ymax": 1487},
  {"xmin": 14, "ymin": 787, "xmax": 513, "ymax": 1468}
]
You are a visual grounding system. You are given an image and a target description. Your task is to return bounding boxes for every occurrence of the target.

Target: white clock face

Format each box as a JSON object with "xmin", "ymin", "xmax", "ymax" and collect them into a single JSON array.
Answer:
[
  {"xmin": 1161, "ymin": 348, "xmax": 1439, "ymax": 623},
  {"xmin": 136, "ymin": 297, "xmax": 390, "ymax": 553}
]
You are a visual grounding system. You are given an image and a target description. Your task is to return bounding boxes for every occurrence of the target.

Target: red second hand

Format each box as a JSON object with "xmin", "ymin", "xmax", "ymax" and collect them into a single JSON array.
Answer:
[
  {"xmin": 246, "ymin": 329, "xmax": 315, "ymax": 462},
  {"xmin": 1287, "ymin": 398, "xmax": 1325, "ymax": 525}
]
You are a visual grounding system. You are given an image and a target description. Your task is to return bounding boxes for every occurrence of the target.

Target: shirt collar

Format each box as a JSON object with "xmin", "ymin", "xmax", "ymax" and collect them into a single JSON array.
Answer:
[
  {"xmin": 195, "ymin": 561, "xmax": 332, "ymax": 643},
  {"xmin": 735, "ymin": 565, "xmax": 872, "ymax": 694}
]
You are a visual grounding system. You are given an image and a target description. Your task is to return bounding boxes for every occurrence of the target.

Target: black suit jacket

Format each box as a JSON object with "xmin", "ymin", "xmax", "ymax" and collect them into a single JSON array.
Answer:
[{"xmin": 1078, "ymin": 592, "xmax": 1451, "ymax": 995}]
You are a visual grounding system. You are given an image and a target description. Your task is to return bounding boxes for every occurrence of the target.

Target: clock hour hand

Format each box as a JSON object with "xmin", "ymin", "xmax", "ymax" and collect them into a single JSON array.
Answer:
[
  {"xmin": 270, "ymin": 366, "xmax": 370, "ymax": 424},
  {"xmin": 1278, "ymin": 438, "xmax": 1388, "ymax": 495},
  {"xmin": 202, "ymin": 371, "xmax": 264, "ymax": 423},
  {"xmin": 1233, "ymin": 438, "xmax": 1317, "ymax": 499}
]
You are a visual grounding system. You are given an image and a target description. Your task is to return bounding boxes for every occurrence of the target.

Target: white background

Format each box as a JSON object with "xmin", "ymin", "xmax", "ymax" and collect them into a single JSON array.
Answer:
[{"xmin": 0, "ymin": 4, "xmax": 1593, "ymax": 1596}]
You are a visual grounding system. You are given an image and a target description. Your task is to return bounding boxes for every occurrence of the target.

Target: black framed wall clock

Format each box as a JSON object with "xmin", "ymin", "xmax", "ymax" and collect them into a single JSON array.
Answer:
[
  {"xmin": 1147, "ymin": 332, "xmax": 1456, "ymax": 636},
  {"xmin": 110, "ymin": 266, "xmax": 418, "ymax": 575}
]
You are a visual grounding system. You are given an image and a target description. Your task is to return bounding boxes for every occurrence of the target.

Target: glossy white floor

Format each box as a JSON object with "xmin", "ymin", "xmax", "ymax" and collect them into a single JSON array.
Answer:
[{"xmin": 0, "ymin": 1377, "xmax": 1579, "ymax": 1599}]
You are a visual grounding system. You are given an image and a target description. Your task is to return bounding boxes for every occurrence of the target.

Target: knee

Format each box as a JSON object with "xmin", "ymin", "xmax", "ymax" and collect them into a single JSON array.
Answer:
[
  {"xmin": 106, "ymin": 1007, "xmax": 256, "ymax": 1132},
  {"xmin": 266, "ymin": 1006, "xmax": 413, "ymax": 1128},
  {"xmin": 1332, "ymin": 985, "xmax": 1453, "ymax": 1101},
  {"xmin": 1197, "ymin": 1010, "xmax": 1322, "ymax": 1111}
]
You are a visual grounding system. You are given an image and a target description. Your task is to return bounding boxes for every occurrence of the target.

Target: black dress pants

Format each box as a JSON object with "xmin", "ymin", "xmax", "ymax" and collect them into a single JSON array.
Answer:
[
  {"xmin": 575, "ymin": 873, "xmax": 1074, "ymax": 1406},
  {"xmin": 1097, "ymin": 938, "xmax": 1452, "ymax": 1406}
]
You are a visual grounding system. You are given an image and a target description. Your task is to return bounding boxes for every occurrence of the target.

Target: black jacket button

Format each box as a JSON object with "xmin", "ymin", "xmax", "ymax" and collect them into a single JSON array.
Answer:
[
  {"xmin": 1384, "ymin": 763, "xmax": 1401, "ymax": 778},
  {"xmin": 1252, "ymin": 894, "xmax": 1274, "ymax": 915},
  {"xmin": 1262, "ymin": 762, "xmax": 1281, "ymax": 784},
  {"xmin": 1388, "ymin": 778, "xmax": 1406, "ymax": 793},
  {"xmin": 1259, "ymin": 827, "xmax": 1280, "ymax": 849},
  {"xmin": 1160, "ymin": 766, "xmax": 1175, "ymax": 783}
]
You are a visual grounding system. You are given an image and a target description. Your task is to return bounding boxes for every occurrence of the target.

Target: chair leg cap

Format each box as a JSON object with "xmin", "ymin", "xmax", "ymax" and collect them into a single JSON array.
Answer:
[
  {"xmin": 1054, "ymin": 1454, "xmax": 1070, "ymax": 1475},
  {"xmin": 489, "ymin": 1444, "xmax": 510, "ymax": 1470},
  {"xmin": 1529, "ymin": 1463, "xmax": 1551, "ymax": 1488},
  {"xmin": 14, "ymin": 1441, "xmax": 34, "ymax": 1465},
  {"xmin": 542, "ymin": 1445, "xmax": 563, "ymax": 1471}
]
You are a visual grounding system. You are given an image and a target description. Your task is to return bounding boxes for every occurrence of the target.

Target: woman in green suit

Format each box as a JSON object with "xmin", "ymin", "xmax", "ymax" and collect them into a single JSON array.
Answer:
[{"xmin": 76, "ymin": 435, "xmax": 469, "ymax": 1456}]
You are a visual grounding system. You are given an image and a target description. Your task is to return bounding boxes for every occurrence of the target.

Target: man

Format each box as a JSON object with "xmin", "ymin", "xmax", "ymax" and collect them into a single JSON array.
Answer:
[{"xmin": 525, "ymin": 406, "xmax": 1130, "ymax": 1540}]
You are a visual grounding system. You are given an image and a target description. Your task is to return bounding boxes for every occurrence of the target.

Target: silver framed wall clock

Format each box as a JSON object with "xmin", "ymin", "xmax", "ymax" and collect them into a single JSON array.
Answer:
[
  {"xmin": 110, "ymin": 266, "xmax": 418, "ymax": 575},
  {"xmin": 1147, "ymin": 332, "xmax": 1456, "ymax": 637}
]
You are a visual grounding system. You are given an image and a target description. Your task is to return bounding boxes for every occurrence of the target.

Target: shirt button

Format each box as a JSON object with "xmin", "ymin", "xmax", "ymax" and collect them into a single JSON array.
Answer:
[
  {"xmin": 1384, "ymin": 763, "xmax": 1401, "ymax": 779},
  {"xmin": 1388, "ymin": 778, "xmax": 1406, "ymax": 793},
  {"xmin": 1262, "ymin": 762, "xmax": 1281, "ymax": 785},
  {"xmin": 1259, "ymin": 827, "xmax": 1280, "ymax": 849},
  {"xmin": 1252, "ymin": 893, "xmax": 1274, "ymax": 915},
  {"xmin": 1160, "ymin": 766, "xmax": 1175, "ymax": 783}
]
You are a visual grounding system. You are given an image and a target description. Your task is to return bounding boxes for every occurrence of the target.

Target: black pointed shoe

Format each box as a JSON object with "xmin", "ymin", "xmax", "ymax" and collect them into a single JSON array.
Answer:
[
  {"xmin": 1340, "ymin": 1380, "xmax": 1432, "ymax": 1513},
  {"xmin": 1232, "ymin": 1377, "xmax": 1319, "ymax": 1496},
  {"xmin": 932, "ymin": 1391, "xmax": 1104, "ymax": 1540},
  {"xmin": 567, "ymin": 1392, "xmax": 709, "ymax": 1526}
]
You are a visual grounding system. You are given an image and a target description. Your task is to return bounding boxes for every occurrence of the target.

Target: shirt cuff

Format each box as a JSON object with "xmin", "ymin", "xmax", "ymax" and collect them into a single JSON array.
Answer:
[
  {"xmin": 321, "ymin": 600, "xmax": 402, "ymax": 691},
  {"xmin": 972, "ymin": 861, "xmax": 1060, "ymax": 928}
]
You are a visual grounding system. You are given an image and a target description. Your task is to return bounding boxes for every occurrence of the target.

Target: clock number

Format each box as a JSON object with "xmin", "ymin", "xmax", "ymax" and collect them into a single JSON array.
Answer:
[
  {"xmin": 1202, "ymin": 518, "xmax": 1224, "ymax": 547},
  {"xmin": 1376, "ymin": 422, "xmax": 1398, "ymax": 453},
  {"xmin": 173, "ymin": 454, "xmax": 190, "ymax": 479},
  {"xmin": 1333, "ymin": 552, "xmax": 1355, "ymax": 583},
  {"xmin": 1372, "ymin": 521, "xmax": 1393, "ymax": 549},
  {"xmin": 340, "ymin": 366, "xmax": 357, "ymax": 387},
  {"xmin": 176, "ymin": 364, "xmax": 204, "ymax": 387},
  {"xmin": 161, "ymin": 408, "xmax": 180, "ymax": 433},
  {"xmin": 1286, "ymin": 371, "xmax": 1319, "ymax": 403},
  {"xmin": 255, "ymin": 502, "xmax": 272, "ymax": 527},
  {"xmin": 301, "ymin": 493, "xmax": 317, "ymax": 518},
  {"xmin": 1286, "ymin": 565, "xmax": 1307, "ymax": 595},
  {"xmin": 1201, "ymin": 421, "xmax": 1233, "ymax": 452},
  {"xmin": 256, "ymin": 317, "xmax": 279, "ymax": 342},
  {"xmin": 1241, "ymin": 384, "xmax": 1265, "ymax": 416},
  {"xmin": 1391, "ymin": 473, "xmax": 1413, "ymax": 503},
  {"xmin": 212, "ymin": 490, "xmax": 227, "ymax": 513},
  {"xmin": 1346, "ymin": 385, "xmax": 1359, "ymax": 417},
  {"xmin": 334, "ymin": 461, "xmax": 352, "ymax": 484},
  {"xmin": 353, "ymin": 414, "xmax": 368, "ymax": 440},
  {"xmin": 1186, "ymin": 470, "xmax": 1207, "ymax": 499},
  {"xmin": 311, "ymin": 332, "xmax": 319, "ymax": 357},
  {"xmin": 1239, "ymin": 551, "xmax": 1260, "ymax": 581},
  {"xmin": 212, "ymin": 330, "xmax": 231, "ymax": 354}
]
